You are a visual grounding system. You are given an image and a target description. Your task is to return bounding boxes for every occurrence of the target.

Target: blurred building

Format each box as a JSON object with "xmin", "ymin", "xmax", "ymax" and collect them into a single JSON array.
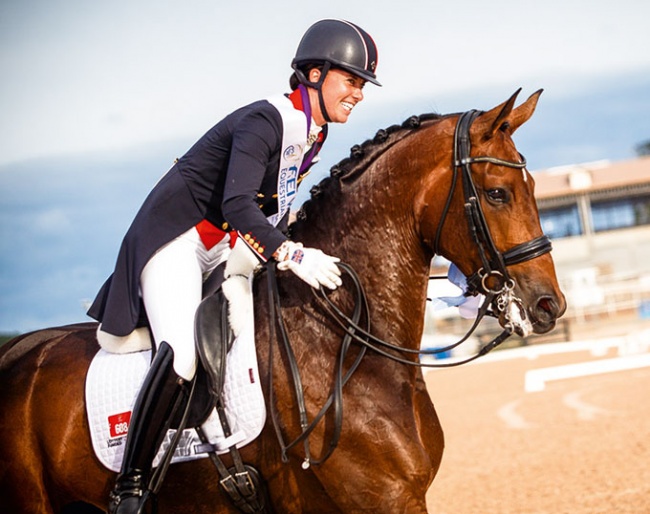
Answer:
[{"xmin": 535, "ymin": 155, "xmax": 650, "ymax": 327}]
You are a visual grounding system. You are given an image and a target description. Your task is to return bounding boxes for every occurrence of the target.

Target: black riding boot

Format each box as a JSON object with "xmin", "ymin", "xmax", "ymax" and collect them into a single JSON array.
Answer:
[{"xmin": 108, "ymin": 342, "xmax": 188, "ymax": 514}]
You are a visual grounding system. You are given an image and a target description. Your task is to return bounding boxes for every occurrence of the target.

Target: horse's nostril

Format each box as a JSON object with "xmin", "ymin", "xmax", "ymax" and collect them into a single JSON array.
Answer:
[
  {"xmin": 536, "ymin": 296, "xmax": 563, "ymax": 322},
  {"xmin": 538, "ymin": 297, "xmax": 554, "ymax": 315}
]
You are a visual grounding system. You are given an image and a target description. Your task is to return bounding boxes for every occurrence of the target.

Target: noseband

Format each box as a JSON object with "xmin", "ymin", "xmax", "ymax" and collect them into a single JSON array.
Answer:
[{"xmin": 435, "ymin": 109, "xmax": 552, "ymax": 298}]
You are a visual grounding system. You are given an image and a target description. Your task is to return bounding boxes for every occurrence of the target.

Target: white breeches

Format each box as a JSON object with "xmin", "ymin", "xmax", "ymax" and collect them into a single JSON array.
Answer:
[{"xmin": 140, "ymin": 227, "xmax": 231, "ymax": 380}]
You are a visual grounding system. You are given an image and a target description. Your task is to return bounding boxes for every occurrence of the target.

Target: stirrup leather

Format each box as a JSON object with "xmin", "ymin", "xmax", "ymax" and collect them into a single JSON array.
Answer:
[{"xmin": 194, "ymin": 401, "xmax": 272, "ymax": 514}]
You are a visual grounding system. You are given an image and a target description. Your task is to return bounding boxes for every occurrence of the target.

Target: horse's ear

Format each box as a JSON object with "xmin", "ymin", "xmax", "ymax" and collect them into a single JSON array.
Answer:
[
  {"xmin": 475, "ymin": 88, "xmax": 522, "ymax": 140},
  {"xmin": 507, "ymin": 89, "xmax": 543, "ymax": 133},
  {"xmin": 477, "ymin": 89, "xmax": 544, "ymax": 139}
]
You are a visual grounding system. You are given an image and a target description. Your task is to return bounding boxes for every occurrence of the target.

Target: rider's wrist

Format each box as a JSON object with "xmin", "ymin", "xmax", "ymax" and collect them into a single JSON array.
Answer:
[{"xmin": 273, "ymin": 240, "xmax": 292, "ymax": 262}]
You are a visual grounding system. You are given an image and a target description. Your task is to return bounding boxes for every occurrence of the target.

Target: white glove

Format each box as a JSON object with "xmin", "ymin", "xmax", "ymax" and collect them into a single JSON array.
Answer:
[{"xmin": 276, "ymin": 241, "xmax": 342, "ymax": 290}]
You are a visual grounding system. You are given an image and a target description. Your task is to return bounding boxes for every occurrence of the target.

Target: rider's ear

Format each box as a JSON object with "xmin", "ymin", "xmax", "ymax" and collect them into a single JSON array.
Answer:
[{"xmin": 309, "ymin": 68, "xmax": 322, "ymax": 84}]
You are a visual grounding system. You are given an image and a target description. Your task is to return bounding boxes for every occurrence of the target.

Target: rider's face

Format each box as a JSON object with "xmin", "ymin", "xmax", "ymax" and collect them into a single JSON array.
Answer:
[{"xmin": 309, "ymin": 68, "xmax": 366, "ymax": 126}]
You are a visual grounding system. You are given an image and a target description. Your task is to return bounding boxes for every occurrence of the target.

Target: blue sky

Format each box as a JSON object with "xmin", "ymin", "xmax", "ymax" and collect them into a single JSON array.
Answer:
[
  {"xmin": 2, "ymin": 0, "xmax": 649, "ymax": 164},
  {"xmin": 1, "ymin": 0, "xmax": 650, "ymax": 333}
]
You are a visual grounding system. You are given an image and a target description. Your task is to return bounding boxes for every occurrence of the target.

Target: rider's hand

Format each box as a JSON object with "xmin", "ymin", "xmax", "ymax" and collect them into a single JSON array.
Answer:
[{"xmin": 275, "ymin": 241, "xmax": 342, "ymax": 290}]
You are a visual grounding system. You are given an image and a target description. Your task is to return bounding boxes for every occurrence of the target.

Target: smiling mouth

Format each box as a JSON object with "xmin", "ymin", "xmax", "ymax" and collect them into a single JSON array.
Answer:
[{"xmin": 341, "ymin": 101, "xmax": 355, "ymax": 112}]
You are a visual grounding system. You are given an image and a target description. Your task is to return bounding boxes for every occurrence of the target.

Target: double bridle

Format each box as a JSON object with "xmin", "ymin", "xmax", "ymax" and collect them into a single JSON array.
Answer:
[
  {"xmin": 267, "ymin": 109, "xmax": 553, "ymax": 468},
  {"xmin": 436, "ymin": 109, "xmax": 552, "ymax": 300}
]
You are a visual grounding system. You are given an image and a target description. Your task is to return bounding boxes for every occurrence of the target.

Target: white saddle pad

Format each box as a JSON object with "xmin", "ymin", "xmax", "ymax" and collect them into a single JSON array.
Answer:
[{"xmin": 85, "ymin": 316, "xmax": 265, "ymax": 472}]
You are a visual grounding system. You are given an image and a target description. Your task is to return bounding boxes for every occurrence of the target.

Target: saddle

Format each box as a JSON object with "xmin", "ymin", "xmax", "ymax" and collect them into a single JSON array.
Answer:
[
  {"xmin": 167, "ymin": 263, "xmax": 245, "ymax": 429},
  {"xmin": 165, "ymin": 287, "xmax": 231, "ymax": 430}
]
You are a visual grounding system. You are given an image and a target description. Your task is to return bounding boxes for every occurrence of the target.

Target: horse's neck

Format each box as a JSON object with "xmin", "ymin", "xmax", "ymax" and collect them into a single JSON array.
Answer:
[
  {"xmin": 359, "ymin": 253, "xmax": 430, "ymax": 350},
  {"xmin": 296, "ymin": 205, "xmax": 431, "ymax": 351},
  {"xmin": 293, "ymin": 136, "xmax": 448, "ymax": 349}
]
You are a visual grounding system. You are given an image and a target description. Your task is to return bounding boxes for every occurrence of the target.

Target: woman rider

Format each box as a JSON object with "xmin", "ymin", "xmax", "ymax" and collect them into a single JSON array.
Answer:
[{"xmin": 87, "ymin": 19, "xmax": 381, "ymax": 514}]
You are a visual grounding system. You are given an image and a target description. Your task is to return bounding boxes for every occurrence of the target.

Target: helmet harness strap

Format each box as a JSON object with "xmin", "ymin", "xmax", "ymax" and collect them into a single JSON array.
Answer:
[{"xmin": 295, "ymin": 61, "xmax": 333, "ymax": 124}]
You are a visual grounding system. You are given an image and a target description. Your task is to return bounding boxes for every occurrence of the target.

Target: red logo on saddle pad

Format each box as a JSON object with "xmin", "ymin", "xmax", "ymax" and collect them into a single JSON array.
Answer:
[{"xmin": 108, "ymin": 411, "xmax": 131, "ymax": 438}]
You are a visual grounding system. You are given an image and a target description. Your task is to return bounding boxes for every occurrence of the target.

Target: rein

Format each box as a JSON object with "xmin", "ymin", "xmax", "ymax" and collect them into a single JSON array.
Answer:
[
  {"xmin": 267, "ymin": 263, "xmax": 368, "ymax": 469},
  {"xmin": 265, "ymin": 261, "xmax": 511, "ymax": 470},
  {"xmin": 266, "ymin": 109, "xmax": 553, "ymax": 468}
]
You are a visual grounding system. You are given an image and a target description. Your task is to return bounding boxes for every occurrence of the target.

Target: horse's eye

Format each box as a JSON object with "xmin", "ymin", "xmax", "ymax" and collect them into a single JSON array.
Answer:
[{"xmin": 486, "ymin": 188, "xmax": 508, "ymax": 203}]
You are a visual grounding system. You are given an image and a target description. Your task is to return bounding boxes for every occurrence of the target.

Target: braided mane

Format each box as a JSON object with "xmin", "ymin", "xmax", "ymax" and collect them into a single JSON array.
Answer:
[{"xmin": 291, "ymin": 112, "xmax": 444, "ymax": 230}]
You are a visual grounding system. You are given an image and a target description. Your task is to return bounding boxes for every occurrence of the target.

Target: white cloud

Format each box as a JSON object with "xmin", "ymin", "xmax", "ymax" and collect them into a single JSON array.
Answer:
[
  {"xmin": 32, "ymin": 208, "xmax": 73, "ymax": 234},
  {"xmin": 1, "ymin": 0, "xmax": 649, "ymax": 165}
]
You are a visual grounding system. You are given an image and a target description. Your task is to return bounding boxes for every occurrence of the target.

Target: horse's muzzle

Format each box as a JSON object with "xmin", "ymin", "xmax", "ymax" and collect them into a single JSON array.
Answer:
[{"xmin": 528, "ymin": 293, "xmax": 567, "ymax": 334}]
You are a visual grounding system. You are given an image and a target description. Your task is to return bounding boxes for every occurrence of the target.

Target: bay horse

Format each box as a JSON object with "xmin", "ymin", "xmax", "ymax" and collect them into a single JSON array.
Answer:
[{"xmin": 0, "ymin": 89, "xmax": 565, "ymax": 514}]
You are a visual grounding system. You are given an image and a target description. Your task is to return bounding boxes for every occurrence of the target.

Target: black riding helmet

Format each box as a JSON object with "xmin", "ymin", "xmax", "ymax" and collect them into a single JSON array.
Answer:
[
  {"xmin": 292, "ymin": 19, "xmax": 380, "ymax": 86},
  {"xmin": 292, "ymin": 19, "xmax": 380, "ymax": 122}
]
